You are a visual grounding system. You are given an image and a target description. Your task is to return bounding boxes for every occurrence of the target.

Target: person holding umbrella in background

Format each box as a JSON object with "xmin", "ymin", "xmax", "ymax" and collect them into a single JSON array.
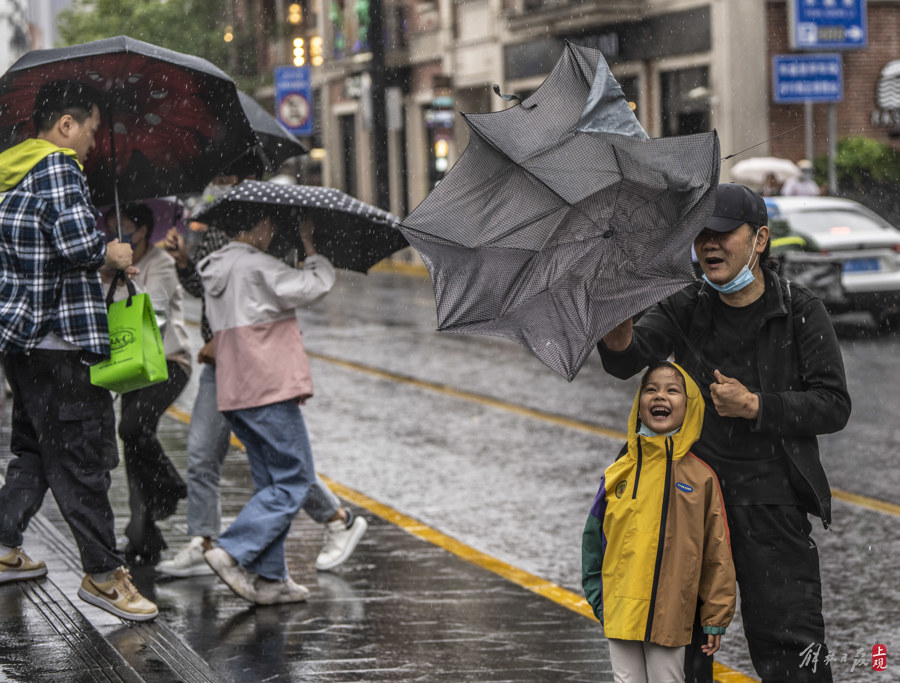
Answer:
[
  {"xmin": 157, "ymin": 179, "xmax": 368, "ymax": 579},
  {"xmin": 103, "ymin": 202, "xmax": 191, "ymax": 566},
  {"xmin": 0, "ymin": 80, "xmax": 157, "ymax": 621},
  {"xmin": 198, "ymin": 210, "xmax": 340, "ymax": 603}
]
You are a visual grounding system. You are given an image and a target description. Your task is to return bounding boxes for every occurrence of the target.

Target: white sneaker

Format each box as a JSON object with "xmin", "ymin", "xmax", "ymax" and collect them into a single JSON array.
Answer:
[
  {"xmin": 157, "ymin": 537, "xmax": 214, "ymax": 578},
  {"xmin": 315, "ymin": 514, "xmax": 368, "ymax": 571}
]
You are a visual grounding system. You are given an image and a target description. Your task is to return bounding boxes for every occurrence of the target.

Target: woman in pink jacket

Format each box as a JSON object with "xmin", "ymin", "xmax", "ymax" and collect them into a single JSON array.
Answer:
[{"xmin": 197, "ymin": 213, "xmax": 334, "ymax": 604}]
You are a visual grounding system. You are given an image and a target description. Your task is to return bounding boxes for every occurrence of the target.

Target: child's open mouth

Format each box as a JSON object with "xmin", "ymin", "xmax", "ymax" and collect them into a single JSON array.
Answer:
[{"xmin": 650, "ymin": 406, "xmax": 671, "ymax": 418}]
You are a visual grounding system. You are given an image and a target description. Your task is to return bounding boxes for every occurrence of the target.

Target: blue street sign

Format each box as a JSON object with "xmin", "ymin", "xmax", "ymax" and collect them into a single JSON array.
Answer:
[
  {"xmin": 789, "ymin": 0, "xmax": 867, "ymax": 50},
  {"xmin": 772, "ymin": 53, "xmax": 843, "ymax": 104},
  {"xmin": 275, "ymin": 66, "xmax": 314, "ymax": 136}
]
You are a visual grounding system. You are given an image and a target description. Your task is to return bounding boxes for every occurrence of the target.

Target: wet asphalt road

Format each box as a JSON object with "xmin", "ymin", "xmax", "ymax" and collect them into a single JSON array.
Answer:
[{"xmin": 213, "ymin": 267, "xmax": 897, "ymax": 682}]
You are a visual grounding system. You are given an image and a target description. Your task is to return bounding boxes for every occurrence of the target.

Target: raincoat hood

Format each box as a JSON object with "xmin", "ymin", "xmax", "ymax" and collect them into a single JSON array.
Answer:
[
  {"xmin": 627, "ymin": 362, "xmax": 704, "ymax": 462},
  {"xmin": 0, "ymin": 139, "xmax": 81, "ymax": 192}
]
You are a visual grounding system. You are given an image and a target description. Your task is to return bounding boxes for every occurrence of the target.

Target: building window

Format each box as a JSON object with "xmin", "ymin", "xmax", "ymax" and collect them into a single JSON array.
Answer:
[
  {"xmin": 660, "ymin": 66, "xmax": 709, "ymax": 137},
  {"xmin": 617, "ymin": 75, "xmax": 641, "ymax": 121},
  {"xmin": 423, "ymin": 105, "xmax": 454, "ymax": 189}
]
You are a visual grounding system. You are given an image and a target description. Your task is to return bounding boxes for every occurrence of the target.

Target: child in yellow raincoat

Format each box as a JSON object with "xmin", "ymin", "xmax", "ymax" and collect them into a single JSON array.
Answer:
[{"xmin": 582, "ymin": 361, "xmax": 736, "ymax": 682}]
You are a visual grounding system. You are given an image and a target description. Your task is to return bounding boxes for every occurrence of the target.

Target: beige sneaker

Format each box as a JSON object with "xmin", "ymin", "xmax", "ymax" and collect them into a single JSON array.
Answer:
[
  {"xmin": 205, "ymin": 547, "xmax": 308, "ymax": 605},
  {"xmin": 252, "ymin": 577, "xmax": 310, "ymax": 605},
  {"xmin": 0, "ymin": 547, "xmax": 47, "ymax": 583},
  {"xmin": 78, "ymin": 567, "xmax": 158, "ymax": 621}
]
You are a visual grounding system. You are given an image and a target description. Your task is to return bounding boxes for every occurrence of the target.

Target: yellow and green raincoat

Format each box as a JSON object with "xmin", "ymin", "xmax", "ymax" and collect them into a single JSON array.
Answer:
[{"xmin": 582, "ymin": 362, "xmax": 735, "ymax": 646}]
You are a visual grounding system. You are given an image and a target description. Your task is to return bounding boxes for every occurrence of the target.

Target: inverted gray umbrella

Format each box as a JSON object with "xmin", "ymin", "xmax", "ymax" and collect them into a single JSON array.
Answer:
[
  {"xmin": 193, "ymin": 180, "xmax": 408, "ymax": 273},
  {"xmin": 400, "ymin": 42, "xmax": 719, "ymax": 381}
]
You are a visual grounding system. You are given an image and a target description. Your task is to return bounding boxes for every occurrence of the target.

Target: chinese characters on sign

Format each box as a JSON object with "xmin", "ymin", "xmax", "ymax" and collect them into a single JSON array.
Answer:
[
  {"xmin": 789, "ymin": 0, "xmax": 867, "ymax": 50},
  {"xmin": 772, "ymin": 53, "xmax": 843, "ymax": 104}
]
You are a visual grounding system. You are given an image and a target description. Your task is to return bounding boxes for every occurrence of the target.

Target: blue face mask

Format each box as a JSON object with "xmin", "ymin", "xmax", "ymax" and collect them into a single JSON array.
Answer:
[
  {"xmin": 702, "ymin": 232, "xmax": 760, "ymax": 294},
  {"xmin": 637, "ymin": 423, "xmax": 680, "ymax": 438}
]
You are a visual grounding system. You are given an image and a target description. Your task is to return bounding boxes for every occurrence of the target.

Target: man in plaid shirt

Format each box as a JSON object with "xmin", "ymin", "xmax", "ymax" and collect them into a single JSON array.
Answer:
[{"xmin": 0, "ymin": 80, "xmax": 157, "ymax": 621}]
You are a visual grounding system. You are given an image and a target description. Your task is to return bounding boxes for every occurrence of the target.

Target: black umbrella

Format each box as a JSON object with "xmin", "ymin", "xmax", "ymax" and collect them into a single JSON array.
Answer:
[
  {"xmin": 222, "ymin": 91, "xmax": 307, "ymax": 178},
  {"xmin": 400, "ymin": 42, "xmax": 719, "ymax": 381},
  {"xmin": 193, "ymin": 180, "xmax": 408, "ymax": 273},
  {"xmin": 0, "ymin": 35, "xmax": 257, "ymax": 207}
]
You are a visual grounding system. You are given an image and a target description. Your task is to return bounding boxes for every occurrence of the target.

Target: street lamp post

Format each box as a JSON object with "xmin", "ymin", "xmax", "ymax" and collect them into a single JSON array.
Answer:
[{"xmin": 368, "ymin": 0, "xmax": 390, "ymax": 210}]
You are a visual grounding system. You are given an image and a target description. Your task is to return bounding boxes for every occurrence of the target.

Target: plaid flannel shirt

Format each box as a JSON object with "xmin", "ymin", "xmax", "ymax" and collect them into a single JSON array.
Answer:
[{"xmin": 0, "ymin": 151, "xmax": 108, "ymax": 356}]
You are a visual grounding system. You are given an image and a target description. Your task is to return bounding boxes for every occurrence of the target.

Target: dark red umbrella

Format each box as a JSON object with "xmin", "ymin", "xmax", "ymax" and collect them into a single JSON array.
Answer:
[{"xmin": 0, "ymin": 35, "xmax": 256, "ymax": 207}]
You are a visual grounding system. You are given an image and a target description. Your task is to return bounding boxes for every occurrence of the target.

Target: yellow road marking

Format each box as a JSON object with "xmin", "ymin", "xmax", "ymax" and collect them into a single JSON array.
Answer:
[
  {"xmin": 166, "ymin": 405, "xmax": 243, "ymax": 448},
  {"xmin": 318, "ymin": 475, "xmax": 596, "ymax": 619},
  {"xmin": 831, "ymin": 488, "xmax": 900, "ymax": 516}
]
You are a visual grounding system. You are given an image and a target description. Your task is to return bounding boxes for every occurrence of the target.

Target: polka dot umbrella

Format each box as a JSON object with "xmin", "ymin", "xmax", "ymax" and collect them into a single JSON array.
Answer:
[
  {"xmin": 193, "ymin": 180, "xmax": 408, "ymax": 273},
  {"xmin": 0, "ymin": 35, "xmax": 257, "ymax": 208}
]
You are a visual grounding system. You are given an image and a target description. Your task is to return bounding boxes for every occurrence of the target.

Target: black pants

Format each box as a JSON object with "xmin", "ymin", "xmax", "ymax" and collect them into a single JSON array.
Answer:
[
  {"xmin": 685, "ymin": 504, "xmax": 833, "ymax": 683},
  {"xmin": 0, "ymin": 350, "xmax": 124, "ymax": 574},
  {"xmin": 120, "ymin": 360, "xmax": 189, "ymax": 557}
]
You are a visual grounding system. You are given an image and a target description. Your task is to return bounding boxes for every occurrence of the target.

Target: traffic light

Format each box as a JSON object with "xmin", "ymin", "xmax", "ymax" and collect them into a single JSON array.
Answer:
[
  {"xmin": 293, "ymin": 37, "xmax": 305, "ymax": 66},
  {"xmin": 288, "ymin": 3, "xmax": 302, "ymax": 24},
  {"xmin": 310, "ymin": 36, "xmax": 323, "ymax": 66}
]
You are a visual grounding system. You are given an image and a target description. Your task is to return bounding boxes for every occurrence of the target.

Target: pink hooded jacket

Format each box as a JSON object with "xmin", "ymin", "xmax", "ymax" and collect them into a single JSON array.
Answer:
[{"xmin": 198, "ymin": 241, "xmax": 335, "ymax": 411}]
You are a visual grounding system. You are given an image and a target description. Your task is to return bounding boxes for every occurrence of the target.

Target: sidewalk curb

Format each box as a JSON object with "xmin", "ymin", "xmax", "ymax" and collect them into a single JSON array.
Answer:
[{"xmin": 2, "ymin": 479, "xmax": 220, "ymax": 682}]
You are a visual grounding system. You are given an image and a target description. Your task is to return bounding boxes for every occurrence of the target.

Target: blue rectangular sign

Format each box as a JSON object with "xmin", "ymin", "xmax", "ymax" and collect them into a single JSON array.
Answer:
[
  {"xmin": 790, "ymin": 0, "xmax": 867, "ymax": 50},
  {"xmin": 772, "ymin": 53, "xmax": 843, "ymax": 104},
  {"xmin": 274, "ymin": 66, "xmax": 313, "ymax": 137}
]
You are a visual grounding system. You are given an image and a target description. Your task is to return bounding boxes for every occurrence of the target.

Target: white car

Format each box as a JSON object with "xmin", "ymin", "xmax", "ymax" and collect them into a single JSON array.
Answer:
[{"xmin": 765, "ymin": 196, "xmax": 900, "ymax": 330}]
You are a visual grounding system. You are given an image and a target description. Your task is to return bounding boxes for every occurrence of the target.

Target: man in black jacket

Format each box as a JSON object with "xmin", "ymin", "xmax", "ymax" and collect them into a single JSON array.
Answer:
[{"xmin": 599, "ymin": 183, "xmax": 851, "ymax": 683}]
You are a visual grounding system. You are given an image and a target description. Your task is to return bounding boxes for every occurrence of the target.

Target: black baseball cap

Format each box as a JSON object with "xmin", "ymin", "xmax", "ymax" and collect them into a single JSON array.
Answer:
[{"xmin": 706, "ymin": 183, "xmax": 768, "ymax": 233}]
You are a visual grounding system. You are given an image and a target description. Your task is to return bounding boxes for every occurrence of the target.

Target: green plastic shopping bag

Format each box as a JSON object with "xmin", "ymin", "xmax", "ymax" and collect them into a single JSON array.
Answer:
[{"xmin": 90, "ymin": 274, "xmax": 168, "ymax": 393}]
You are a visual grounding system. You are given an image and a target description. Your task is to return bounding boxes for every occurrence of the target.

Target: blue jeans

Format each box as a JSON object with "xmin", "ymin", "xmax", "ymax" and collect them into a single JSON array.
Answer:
[
  {"xmin": 186, "ymin": 364, "xmax": 232, "ymax": 538},
  {"xmin": 219, "ymin": 401, "xmax": 316, "ymax": 580},
  {"xmin": 186, "ymin": 364, "xmax": 340, "ymax": 539}
]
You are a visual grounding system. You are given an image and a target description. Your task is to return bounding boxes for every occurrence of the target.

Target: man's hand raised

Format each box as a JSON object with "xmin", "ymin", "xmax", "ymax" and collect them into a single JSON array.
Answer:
[{"xmin": 710, "ymin": 369, "xmax": 760, "ymax": 419}]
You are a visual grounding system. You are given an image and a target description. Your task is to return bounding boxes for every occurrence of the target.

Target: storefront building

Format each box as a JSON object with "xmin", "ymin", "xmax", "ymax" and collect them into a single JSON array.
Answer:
[{"xmin": 307, "ymin": 0, "xmax": 899, "ymax": 217}]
